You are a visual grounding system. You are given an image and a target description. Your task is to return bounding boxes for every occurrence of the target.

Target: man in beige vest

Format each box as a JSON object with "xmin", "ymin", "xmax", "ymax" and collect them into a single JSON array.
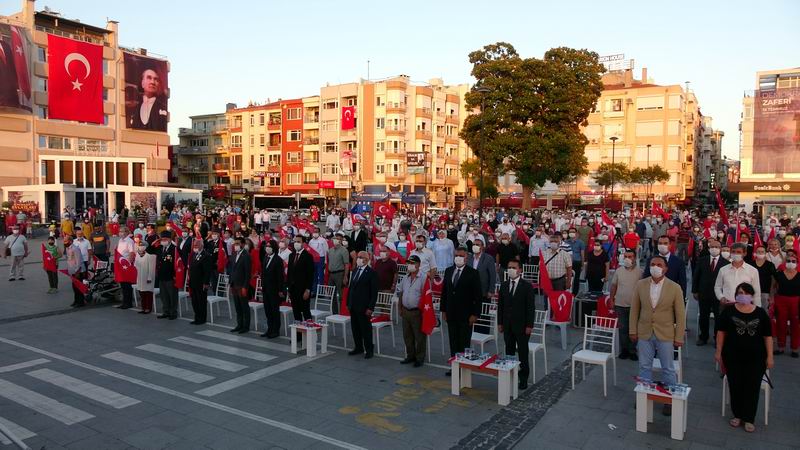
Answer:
[{"xmin": 630, "ymin": 255, "xmax": 686, "ymax": 415}]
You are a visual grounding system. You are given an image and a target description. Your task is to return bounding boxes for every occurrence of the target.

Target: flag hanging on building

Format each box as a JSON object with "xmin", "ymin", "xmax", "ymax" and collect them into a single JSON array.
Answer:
[
  {"xmin": 341, "ymin": 105, "xmax": 355, "ymax": 130},
  {"xmin": 47, "ymin": 34, "xmax": 103, "ymax": 123},
  {"xmin": 10, "ymin": 26, "xmax": 31, "ymax": 107}
]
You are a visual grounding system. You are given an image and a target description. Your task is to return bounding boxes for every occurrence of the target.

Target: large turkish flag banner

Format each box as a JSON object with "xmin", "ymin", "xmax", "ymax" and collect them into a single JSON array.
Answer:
[
  {"xmin": 47, "ymin": 34, "xmax": 103, "ymax": 123},
  {"xmin": 341, "ymin": 106, "xmax": 355, "ymax": 130}
]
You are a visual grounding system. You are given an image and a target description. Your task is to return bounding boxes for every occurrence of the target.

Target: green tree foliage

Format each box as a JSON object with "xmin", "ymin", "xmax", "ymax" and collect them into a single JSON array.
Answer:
[
  {"xmin": 460, "ymin": 160, "xmax": 499, "ymax": 199},
  {"xmin": 593, "ymin": 162, "xmax": 631, "ymax": 191},
  {"xmin": 460, "ymin": 43, "xmax": 605, "ymax": 209}
]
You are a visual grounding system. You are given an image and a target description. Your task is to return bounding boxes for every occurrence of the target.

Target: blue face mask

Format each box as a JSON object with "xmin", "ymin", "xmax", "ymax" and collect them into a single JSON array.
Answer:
[{"xmin": 734, "ymin": 294, "xmax": 753, "ymax": 305}]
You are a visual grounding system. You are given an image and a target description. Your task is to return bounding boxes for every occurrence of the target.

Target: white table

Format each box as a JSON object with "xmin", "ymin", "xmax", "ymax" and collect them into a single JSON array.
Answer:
[
  {"xmin": 635, "ymin": 384, "xmax": 691, "ymax": 440},
  {"xmin": 289, "ymin": 322, "xmax": 328, "ymax": 357},
  {"xmin": 450, "ymin": 357, "xmax": 520, "ymax": 406}
]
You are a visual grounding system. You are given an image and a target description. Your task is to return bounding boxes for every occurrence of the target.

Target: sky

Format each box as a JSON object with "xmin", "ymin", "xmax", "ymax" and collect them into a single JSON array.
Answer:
[{"xmin": 4, "ymin": 0, "xmax": 799, "ymax": 159}]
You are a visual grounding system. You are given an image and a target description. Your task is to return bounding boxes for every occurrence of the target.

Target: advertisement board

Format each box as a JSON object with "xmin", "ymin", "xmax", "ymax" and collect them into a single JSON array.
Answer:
[
  {"xmin": 123, "ymin": 52, "xmax": 169, "ymax": 132},
  {"xmin": 406, "ymin": 152, "xmax": 425, "ymax": 175},
  {"xmin": 752, "ymin": 88, "xmax": 800, "ymax": 174},
  {"xmin": 0, "ymin": 24, "xmax": 31, "ymax": 111}
]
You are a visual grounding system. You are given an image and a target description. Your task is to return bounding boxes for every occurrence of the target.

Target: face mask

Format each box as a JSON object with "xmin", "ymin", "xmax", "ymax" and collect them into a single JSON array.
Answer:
[
  {"xmin": 650, "ymin": 266, "xmax": 664, "ymax": 278},
  {"xmin": 501, "ymin": 239, "xmax": 510, "ymax": 245},
  {"xmin": 415, "ymin": 242, "xmax": 424, "ymax": 250},
  {"xmin": 623, "ymin": 258, "xmax": 634, "ymax": 268},
  {"xmin": 294, "ymin": 242, "xmax": 303, "ymax": 252},
  {"xmin": 658, "ymin": 244, "xmax": 669, "ymax": 254},
  {"xmin": 212, "ymin": 234, "xmax": 219, "ymax": 240},
  {"xmin": 507, "ymin": 268, "xmax": 519, "ymax": 279},
  {"xmin": 354, "ymin": 226, "xmax": 360, "ymax": 231},
  {"xmin": 12, "ymin": 230, "xmax": 19, "ymax": 235},
  {"xmin": 734, "ymin": 294, "xmax": 753, "ymax": 305},
  {"xmin": 407, "ymin": 264, "xmax": 418, "ymax": 273},
  {"xmin": 265, "ymin": 246, "xmax": 274, "ymax": 255},
  {"xmin": 709, "ymin": 248, "xmax": 721, "ymax": 257},
  {"xmin": 786, "ymin": 262, "xmax": 797, "ymax": 270},
  {"xmin": 399, "ymin": 236, "xmax": 406, "ymax": 242},
  {"xmin": 279, "ymin": 243, "xmax": 286, "ymax": 249},
  {"xmin": 312, "ymin": 233, "xmax": 319, "ymax": 239},
  {"xmin": 342, "ymin": 241, "xmax": 348, "ymax": 248},
  {"xmin": 721, "ymin": 251, "xmax": 731, "ymax": 259},
  {"xmin": 161, "ymin": 240, "xmax": 170, "ymax": 247},
  {"xmin": 730, "ymin": 254, "xmax": 743, "ymax": 263},
  {"xmin": 549, "ymin": 242, "xmax": 559, "ymax": 250},
  {"xmin": 233, "ymin": 245, "xmax": 241, "ymax": 253},
  {"xmin": 779, "ymin": 231, "xmax": 787, "ymax": 236},
  {"xmin": 139, "ymin": 224, "xmax": 144, "ymax": 229},
  {"xmin": 193, "ymin": 246, "xmax": 202, "ymax": 253},
  {"xmin": 472, "ymin": 245, "xmax": 481, "ymax": 253},
  {"xmin": 356, "ymin": 258, "xmax": 366, "ymax": 268},
  {"xmin": 379, "ymin": 237, "xmax": 387, "ymax": 243},
  {"xmin": 379, "ymin": 252, "xmax": 388, "ymax": 259},
  {"xmin": 454, "ymin": 256, "xmax": 465, "ymax": 267},
  {"xmin": 717, "ymin": 233, "xmax": 724, "ymax": 239},
  {"xmin": 569, "ymin": 232, "xmax": 576, "ymax": 238}
]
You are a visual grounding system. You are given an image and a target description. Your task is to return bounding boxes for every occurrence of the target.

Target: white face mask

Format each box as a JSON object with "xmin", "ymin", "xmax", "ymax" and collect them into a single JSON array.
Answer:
[
  {"xmin": 379, "ymin": 251, "xmax": 388, "ymax": 259},
  {"xmin": 312, "ymin": 233, "xmax": 319, "ymax": 239},
  {"xmin": 650, "ymin": 266, "xmax": 664, "ymax": 278},
  {"xmin": 709, "ymin": 248, "xmax": 720, "ymax": 257},
  {"xmin": 623, "ymin": 258, "xmax": 634, "ymax": 268},
  {"xmin": 356, "ymin": 258, "xmax": 366, "ymax": 267},
  {"xmin": 399, "ymin": 236, "xmax": 406, "ymax": 242},
  {"xmin": 12, "ymin": 230, "xmax": 19, "ymax": 235},
  {"xmin": 658, "ymin": 244, "xmax": 669, "ymax": 255},
  {"xmin": 454, "ymin": 256, "xmax": 465, "ymax": 267},
  {"xmin": 730, "ymin": 254, "xmax": 743, "ymax": 263},
  {"xmin": 721, "ymin": 251, "xmax": 731, "ymax": 259},
  {"xmin": 415, "ymin": 242, "xmax": 424, "ymax": 250},
  {"xmin": 265, "ymin": 246, "xmax": 274, "ymax": 255},
  {"xmin": 161, "ymin": 240, "xmax": 170, "ymax": 247},
  {"xmin": 294, "ymin": 242, "xmax": 303, "ymax": 252},
  {"xmin": 472, "ymin": 245, "xmax": 480, "ymax": 254},
  {"xmin": 407, "ymin": 264, "xmax": 418, "ymax": 273},
  {"xmin": 233, "ymin": 245, "xmax": 241, "ymax": 253},
  {"xmin": 378, "ymin": 237, "xmax": 387, "ymax": 243},
  {"xmin": 786, "ymin": 262, "xmax": 797, "ymax": 270},
  {"xmin": 549, "ymin": 242, "xmax": 559, "ymax": 250},
  {"xmin": 507, "ymin": 268, "xmax": 519, "ymax": 279}
]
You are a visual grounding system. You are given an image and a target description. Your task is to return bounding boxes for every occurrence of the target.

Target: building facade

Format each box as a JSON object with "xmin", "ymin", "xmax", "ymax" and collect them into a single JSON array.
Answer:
[
  {"xmin": 175, "ymin": 110, "xmax": 229, "ymax": 191},
  {"xmin": 730, "ymin": 67, "xmax": 800, "ymax": 216},
  {"xmin": 694, "ymin": 115, "xmax": 725, "ymax": 201},
  {"xmin": 0, "ymin": 0, "xmax": 172, "ymax": 221}
]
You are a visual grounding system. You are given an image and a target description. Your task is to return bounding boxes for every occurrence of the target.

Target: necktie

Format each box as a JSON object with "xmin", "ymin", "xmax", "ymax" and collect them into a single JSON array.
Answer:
[
  {"xmin": 711, "ymin": 257, "xmax": 716, "ymax": 272},
  {"xmin": 453, "ymin": 268, "xmax": 461, "ymax": 286},
  {"xmin": 354, "ymin": 268, "xmax": 362, "ymax": 283},
  {"xmin": 510, "ymin": 280, "xmax": 516, "ymax": 296}
]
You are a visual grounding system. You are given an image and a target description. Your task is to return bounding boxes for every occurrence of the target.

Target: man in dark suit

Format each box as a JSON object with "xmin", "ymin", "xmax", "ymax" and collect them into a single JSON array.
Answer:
[
  {"xmin": 643, "ymin": 236, "xmax": 687, "ymax": 299},
  {"xmin": 188, "ymin": 239, "xmax": 212, "ymax": 325},
  {"xmin": 441, "ymin": 247, "xmax": 482, "ymax": 376},
  {"xmin": 466, "ymin": 239, "xmax": 497, "ymax": 302},
  {"xmin": 287, "ymin": 235, "xmax": 315, "ymax": 321},
  {"xmin": 497, "ymin": 259, "xmax": 536, "ymax": 389},
  {"xmin": 351, "ymin": 223, "xmax": 368, "ymax": 253},
  {"xmin": 177, "ymin": 230, "xmax": 193, "ymax": 267},
  {"xmin": 127, "ymin": 68, "xmax": 168, "ymax": 131},
  {"xmin": 691, "ymin": 239, "xmax": 729, "ymax": 345},
  {"xmin": 260, "ymin": 240, "xmax": 284, "ymax": 338},
  {"xmin": 228, "ymin": 237, "xmax": 251, "ymax": 334},
  {"xmin": 347, "ymin": 251, "xmax": 379, "ymax": 359},
  {"xmin": 146, "ymin": 231, "xmax": 179, "ymax": 320}
]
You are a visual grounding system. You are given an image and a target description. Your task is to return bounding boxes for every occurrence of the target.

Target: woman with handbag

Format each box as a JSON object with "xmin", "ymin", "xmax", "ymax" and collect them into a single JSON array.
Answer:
[{"xmin": 715, "ymin": 282, "xmax": 773, "ymax": 433}]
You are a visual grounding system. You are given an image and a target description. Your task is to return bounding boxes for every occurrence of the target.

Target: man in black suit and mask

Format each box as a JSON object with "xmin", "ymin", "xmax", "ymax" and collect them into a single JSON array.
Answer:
[
  {"xmin": 260, "ymin": 239, "xmax": 284, "ymax": 338},
  {"xmin": 441, "ymin": 246, "xmax": 482, "ymax": 376},
  {"xmin": 497, "ymin": 259, "xmax": 536, "ymax": 389},
  {"xmin": 188, "ymin": 238, "xmax": 212, "ymax": 325}
]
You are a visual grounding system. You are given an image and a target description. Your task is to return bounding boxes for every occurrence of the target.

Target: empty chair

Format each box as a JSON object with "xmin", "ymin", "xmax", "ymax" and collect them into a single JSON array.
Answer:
[
  {"xmin": 177, "ymin": 276, "xmax": 191, "ymax": 318},
  {"xmin": 545, "ymin": 291, "xmax": 574, "ymax": 350},
  {"xmin": 279, "ymin": 299, "xmax": 293, "ymax": 336},
  {"xmin": 528, "ymin": 309, "xmax": 548, "ymax": 383},
  {"xmin": 471, "ymin": 302, "xmax": 498, "ymax": 354},
  {"xmin": 207, "ymin": 274, "xmax": 232, "ymax": 324},
  {"xmin": 371, "ymin": 292, "xmax": 396, "ymax": 354},
  {"xmin": 311, "ymin": 285, "xmax": 336, "ymax": 321},
  {"xmin": 321, "ymin": 284, "xmax": 352, "ymax": 346},
  {"xmin": 248, "ymin": 277, "xmax": 264, "ymax": 331},
  {"xmin": 397, "ymin": 264, "xmax": 408, "ymax": 277},
  {"xmin": 571, "ymin": 315, "xmax": 618, "ymax": 397},
  {"xmin": 426, "ymin": 295, "xmax": 446, "ymax": 362},
  {"xmin": 522, "ymin": 264, "xmax": 539, "ymax": 285}
]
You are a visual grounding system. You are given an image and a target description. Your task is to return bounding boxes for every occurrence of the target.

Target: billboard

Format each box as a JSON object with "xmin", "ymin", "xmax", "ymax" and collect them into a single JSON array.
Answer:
[
  {"xmin": 752, "ymin": 88, "xmax": 800, "ymax": 174},
  {"xmin": 0, "ymin": 24, "xmax": 32, "ymax": 111},
  {"xmin": 123, "ymin": 52, "xmax": 169, "ymax": 131},
  {"xmin": 406, "ymin": 152, "xmax": 425, "ymax": 175}
]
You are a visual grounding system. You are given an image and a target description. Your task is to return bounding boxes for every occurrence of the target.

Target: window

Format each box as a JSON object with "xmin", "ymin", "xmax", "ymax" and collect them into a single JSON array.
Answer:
[
  {"xmin": 259, "ymin": 134, "xmax": 265, "ymax": 146},
  {"xmin": 250, "ymin": 155, "xmax": 254, "ymax": 170},
  {"xmin": 249, "ymin": 135, "xmax": 255, "ymax": 147},
  {"xmin": 323, "ymin": 142, "xmax": 338, "ymax": 153},
  {"xmin": 345, "ymin": 97, "xmax": 357, "ymax": 106},
  {"xmin": 231, "ymin": 135, "xmax": 242, "ymax": 147},
  {"xmin": 232, "ymin": 155, "xmax": 242, "ymax": 170},
  {"xmin": 214, "ymin": 137, "xmax": 222, "ymax": 146},
  {"xmin": 322, "ymin": 99, "xmax": 338, "ymax": 109},
  {"xmin": 287, "ymin": 130, "xmax": 301, "ymax": 142},
  {"xmin": 303, "ymin": 173, "xmax": 318, "ymax": 184},
  {"xmin": 269, "ymin": 133, "xmax": 281, "ymax": 146},
  {"xmin": 287, "ymin": 152, "xmax": 301, "ymax": 163},
  {"xmin": 635, "ymin": 121, "xmax": 662, "ymax": 137},
  {"xmin": 376, "ymin": 118, "xmax": 384, "ymax": 129},
  {"xmin": 376, "ymin": 141, "xmax": 385, "ymax": 152},
  {"xmin": 77, "ymin": 139, "xmax": 108, "ymax": 152},
  {"xmin": 36, "ymin": 46, "xmax": 46, "ymax": 62},
  {"xmin": 38, "ymin": 135, "xmax": 71, "ymax": 150},
  {"xmin": 250, "ymin": 114, "xmax": 254, "ymax": 126},
  {"xmin": 189, "ymin": 138, "xmax": 208, "ymax": 147},
  {"xmin": 268, "ymin": 112, "xmax": 281, "ymax": 125},
  {"xmin": 322, "ymin": 164, "xmax": 338, "ymax": 175},
  {"xmin": 610, "ymin": 99, "xmax": 623, "ymax": 112},
  {"xmin": 268, "ymin": 154, "xmax": 281, "ymax": 166},
  {"xmin": 36, "ymin": 106, "xmax": 47, "ymax": 119},
  {"xmin": 668, "ymin": 120, "xmax": 681, "ymax": 135},
  {"xmin": 268, "ymin": 175, "xmax": 281, "ymax": 187},
  {"xmin": 668, "ymin": 94, "xmax": 682, "ymax": 110},
  {"xmin": 376, "ymin": 96, "xmax": 385, "ymax": 107},
  {"xmin": 287, "ymin": 173, "xmax": 301, "ymax": 185},
  {"xmin": 636, "ymin": 96, "xmax": 665, "ymax": 110},
  {"xmin": 321, "ymin": 120, "xmax": 337, "ymax": 131},
  {"xmin": 259, "ymin": 113, "xmax": 265, "ymax": 126},
  {"xmin": 259, "ymin": 155, "xmax": 265, "ymax": 167},
  {"xmin": 286, "ymin": 108, "xmax": 301, "ymax": 120},
  {"xmin": 376, "ymin": 164, "xmax": 385, "ymax": 175}
]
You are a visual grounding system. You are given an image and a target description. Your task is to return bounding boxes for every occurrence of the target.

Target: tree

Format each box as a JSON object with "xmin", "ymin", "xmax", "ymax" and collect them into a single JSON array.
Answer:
[
  {"xmin": 461, "ymin": 159, "xmax": 499, "ymax": 200},
  {"xmin": 639, "ymin": 165, "xmax": 670, "ymax": 199},
  {"xmin": 460, "ymin": 43, "xmax": 605, "ymax": 209},
  {"xmin": 593, "ymin": 162, "xmax": 630, "ymax": 193}
]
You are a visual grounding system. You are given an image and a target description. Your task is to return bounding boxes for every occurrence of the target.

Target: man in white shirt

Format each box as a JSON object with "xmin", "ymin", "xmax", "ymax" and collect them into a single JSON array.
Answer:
[
  {"xmin": 254, "ymin": 209, "xmax": 263, "ymax": 233},
  {"xmin": 528, "ymin": 227, "xmax": 550, "ymax": 264},
  {"xmin": 73, "ymin": 227, "xmax": 92, "ymax": 272},
  {"xmin": 714, "ymin": 242, "xmax": 761, "ymax": 306},
  {"xmin": 309, "ymin": 227, "xmax": 329, "ymax": 290},
  {"xmin": 409, "ymin": 234, "xmax": 436, "ymax": 277},
  {"xmin": 116, "ymin": 227, "xmax": 137, "ymax": 309},
  {"xmin": 3, "ymin": 225, "xmax": 29, "ymax": 281},
  {"xmin": 326, "ymin": 212, "xmax": 341, "ymax": 232},
  {"xmin": 497, "ymin": 217, "xmax": 515, "ymax": 236}
]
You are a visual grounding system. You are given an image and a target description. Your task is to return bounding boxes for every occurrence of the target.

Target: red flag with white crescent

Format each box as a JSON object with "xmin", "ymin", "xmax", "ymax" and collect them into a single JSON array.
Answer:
[
  {"xmin": 47, "ymin": 34, "xmax": 103, "ymax": 123},
  {"xmin": 10, "ymin": 26, "xmax": 31, "ymax": 102},
  {"xmin": 173, "ymin": 247, "xmax": 185, "ymax": 289},
  {"xmin": 538, "ymin": 250, "xmax": 553, "ymax": 294},
  {"xmin": 42, "ymin": 244, "xmax": 57, "ymax": 272},
  {"xmin": 114, "ymin": 250, "xmax": 137, "ymax": 283},
  {"xmin": 341, "ymin": 106, "xmax": 355, "ymax": 130},
  {"xmin": 420, "ymin": 278, "xmax": 436, "ymax": 335},
  {"xmin": 547, "ymin": 291, "xmax": 573, "ymax": 323}
]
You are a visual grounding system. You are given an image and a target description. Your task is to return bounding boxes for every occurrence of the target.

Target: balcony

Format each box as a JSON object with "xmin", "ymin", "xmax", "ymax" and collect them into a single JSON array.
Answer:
[
  {"xmin": 416, "ymin": 107, "xmax": 432, "ymax": 119},
  {"xmin": 445, "ymin": 135, "xmax": 459, "ymax": 145},
  {"xmin": 386, "ymin": 124, "xmax": 406, "ymax": 136},
  {"xmin": 446, "ymin": 155, "xmax": 459, "ymax": 165},
  {"xmin": 386, "ymin": 102, "xmax": 406, "ymax": 113},
  {"xmin": 303, "ymin": 158, "xmax": 320, "ymax": 164},
  {"xmin": 446, "ymin": 114, "xmax": 459, "ymax": 124},
  {"xmin": 178, "ymin": 165, "xmax": 210, "ymax": 173},
  {"xmin": 304, "ymin": 115, "xmax": 319, "ymax": 124},
  {"xmin": 415, "ymin": 129, "xmax": 432, "ymax": 140},
  {"xmin": 385, "ymin": 151, "xmax": 406, "ymax": 160},
  {"xmin": 176, "ymin": 146, "xmax": 215, "ymax": 155},
  {"xmin": 212, "ymin": 163, "xmax": 229, "ymax": 171},
  {"xmin": 303, "ymin": 137, "xmax": 320, "ymax": 145},
  {"xmin": 268, "ymin": 144, "xmax": 281, "ymax": 152},
  {"xmin": 386, "ymin": 173, "xmax": 405, "ymax": 183},
  {"xmin": 436, "ymin": 131, "xmax": 446, "ymax": 138},
  {"xmin": 268, "ymin": 120, "xmax": 282, "ymax": 130},
  {"xmin": 340, "ymin": 129, "xmax": 357, "ymax": 139},
  {"xmin": 445, "ymin": 175, "xmax": 460, "ymax": 185},
  {"xmin": 413, "ymin": 174, "xmax": 433, "ymax": 184}
]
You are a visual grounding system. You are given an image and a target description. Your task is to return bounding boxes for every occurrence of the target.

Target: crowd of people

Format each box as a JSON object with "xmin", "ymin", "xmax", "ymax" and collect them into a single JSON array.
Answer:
[{"xmin": 15, "ymin": 202, "xmax": 799, "ymax": 432}]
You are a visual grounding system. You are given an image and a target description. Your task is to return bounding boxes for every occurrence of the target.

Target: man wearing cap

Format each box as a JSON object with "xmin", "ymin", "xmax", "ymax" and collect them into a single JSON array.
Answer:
[
  {"xmin": 397, "ymin": 255, "xmax": 427, "ymax": 367},
  {"xmin": 147, "ymin": 231, "xmax": 179, "ymax": 319}
]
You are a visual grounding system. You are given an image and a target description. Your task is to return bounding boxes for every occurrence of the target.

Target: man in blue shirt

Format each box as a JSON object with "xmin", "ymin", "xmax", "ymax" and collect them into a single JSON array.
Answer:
[{"xmin": 566, "ymin": 227, "xmax": 585, "ymax": 295}]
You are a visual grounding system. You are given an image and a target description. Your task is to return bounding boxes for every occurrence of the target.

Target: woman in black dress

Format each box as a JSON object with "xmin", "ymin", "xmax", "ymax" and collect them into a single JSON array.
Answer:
[
  {"xmin": 585, "ymin": 242, "xmax": 608, "ymax": 292},
  {"xmin": 715, "ymin": 282, "xmax": 773, "ymax": 433}
]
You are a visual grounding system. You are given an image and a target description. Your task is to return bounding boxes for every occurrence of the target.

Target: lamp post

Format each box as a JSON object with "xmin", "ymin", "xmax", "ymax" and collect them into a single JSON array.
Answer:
[
  {"xmin": 646, "ymin": 143, "xmax": 651, "ymax": 201},
  {"xmin": 475, "ymin": 86, "xmax": 491, "ymax": 220},
  {"xmin": 610, "ymin": 136, "xmax": 618, "ymax": 207}
]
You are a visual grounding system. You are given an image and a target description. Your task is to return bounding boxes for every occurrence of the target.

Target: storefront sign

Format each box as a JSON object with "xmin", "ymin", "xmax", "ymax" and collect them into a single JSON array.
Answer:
[
  {"xmin": 728, "ymin": 182, "xmax": 800, "ymax": 192},
  {"xmin": 318, "ymin": 181, "xmax": 335, "ymax": 189},
  {"xmin": 334, "ymin": 181, "xmax": 351, "ymax": 189}
]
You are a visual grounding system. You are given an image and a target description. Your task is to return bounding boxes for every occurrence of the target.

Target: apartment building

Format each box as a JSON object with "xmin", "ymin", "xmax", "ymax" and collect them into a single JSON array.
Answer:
[
  {"xmin": 694, "ymin": 115, "xmax": 724, "ymax": 201},
  {"xmin": 0, "ymin": 0, "xmax": 174, "ymax": 220},
  {"xmin": 731, "ymin": 68, "xmax": 800, "ymax": 215},
  {"xmin": 175, "ymin": 110, "xmax": 229, "ymax": 191}
]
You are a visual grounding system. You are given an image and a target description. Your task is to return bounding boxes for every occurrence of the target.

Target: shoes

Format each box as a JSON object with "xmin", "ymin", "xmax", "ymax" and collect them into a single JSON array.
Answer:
[
  {"xmin": 8, "ymin": 278, "xmax": 14, "ymax": 282},
  {"xmin": 157, "ymin": 314, "xmax": 169, "ymax": 319},
  {"xmin": 18, "ymin": 277, "xmax": 24, "ymax": 281},
  {"xmin": 662, "ymin": 404, "xmax": 672, "ymax": 416},
  {"xmin": 629, "ymin": 353, "xmax": 638, "ymax": 361},
  {"xmin": 195, "ymin": 321, "xmax": 206, "ymax": 325},
  {"xmin": 791, "ymin": 352, "xmax": 799, "ymax": 358},
  {"xmin": 364, "ymin": 353, "xmax": 374, "ymax": 360},
  {"xmin": 696, "ymin": 339, "xmax": 707, "ymax": 346},
  {"xmin": 237, "ymin": 329, "xmax": 249, "ymax": 334},
  {"xmin": 445, "ymin": 370, "xmax": 452, "ymax": 377},
  {"xmin": 261, "ymin": 332, "xmax": 278, "ymax": 338},
  {"xmin": 349, "ymin": 349, "xmax": 364, "ymax": 356},
  {"xmin": 230, "ymin": 327, "xmax": 242, "ymax": 333},
  {"xmin": 519, "ymin": 381, "xmax": 528, "ymax": 390},
  {"xmin": 413, "ymin": 361, "xmax": 423, "ymax": 367},
  {"xmin": 400, "ymin": 357, "xmax": 415, "ymax": 364}
]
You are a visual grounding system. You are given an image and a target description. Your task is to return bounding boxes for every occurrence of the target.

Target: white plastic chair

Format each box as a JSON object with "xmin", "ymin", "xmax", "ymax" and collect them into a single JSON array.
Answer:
[
  {"xmin": 653, "ymin": 345, "xmax": 683, "ymax": 384},
  {"xmin": 522, "ymin": 264, "xmax": 539, "ymax": 284},
  {"xmin": 279, "ymin": 299, "xmax": 293, "ymax": 336},
  {"xmin": 545, "ymin": 302, "xmax": 572, "ymax": 351},
  {"xmin": 132, "ymin": 285, "xmax": 158, "ymax": 315},
  {"xmin": 471, "ymin": 302, "xmax": 498, "ymax": 354},
  {"xmin": 571, "ymin": 315, "xmax": 618, "ymax": 397},
  {"xmin": 207, "ymin": 274, "xmax": 232, "ymax": 324},
  {"xmin": 426, "ymin": 295, "xmax": 445, "ymax": 362},
  {"xmin": 249, "ymin": 277, "xmax": 264, "ymax": 331},
  {"xmin": 311, "ymin": 285, "xmax": 335, "ymax": 321},
  {"xmin": 528, "ymin": 309, "xmax": 548, "ymax": 383},
  {"xmin": 722, "ymin": 370, "xmax": 770, "ymax": 425},
  {"xmin": 371, "ymin": 292, "xmax": 396, "ymax": 354},
  {"xmin": 397, "ymin": 264, "xmax": 408, "ymax": 277},
  {"xmin": 177, "ymin": 275, "xmax": 191, "ymax": 318}
]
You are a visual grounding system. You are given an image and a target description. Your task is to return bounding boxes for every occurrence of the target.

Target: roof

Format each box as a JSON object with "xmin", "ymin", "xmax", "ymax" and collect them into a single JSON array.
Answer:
[
  {"xmin": 602, "ymin": 83, "xmax": 663, "ymax": 91},
  {"xmin": 229, "ymin": 101, "xmax": 284, "ymax": 113},
  {"xmin": 34, "ymin": 10, "xmax": 110, "ymax": 35}
]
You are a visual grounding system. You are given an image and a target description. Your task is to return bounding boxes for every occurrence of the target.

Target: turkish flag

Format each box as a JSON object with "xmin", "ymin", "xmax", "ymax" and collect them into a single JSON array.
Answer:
[
  {"xmin": 420, "ymin": 278, "xmax": 436, "ymax": 335},
  {"xmin": 547, "ymin": 291, "xmax": 573, "ymax": 323},
  {"xmin": 47, "ymin": 34, "xmax": 103, "ymax": 123},
  {"xmin": 373, "ymin": 202, "xmax": 395, "ymax": 221},
  {"xmin": 538, "ymin": 250, "xmax": 553, "ymax": 295},
  {"xmin": 341, "ymin": 106, "xmax": 355, "ymax": 130},
  {"xmin": 173, "ymin": 247, "xmax": 185, "ymax": 289},
  {"xmin": 249, "ymin": 247, "xmax": 261, "ymax": 290},
  {"xmin": 42, "ymin": 244, "xmax": 57, "ymax": 272},
  {"xmin": 114, "ymin": 250, "xmax": 137, "ymax": 284},
  {"xmin": 10, "ymin": 26, "xmax": 31, "ymax": 103},
  {"xmin": 715, "ymin": 189, "xmax": 729, "ymax": 226},
  {"xmin": 217, "ymin": 239, "xmax": 227, "ymax": 273}
]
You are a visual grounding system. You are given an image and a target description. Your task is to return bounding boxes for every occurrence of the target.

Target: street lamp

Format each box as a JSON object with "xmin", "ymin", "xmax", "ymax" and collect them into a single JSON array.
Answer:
[
  {"xmin": 475, "ymin": 86, "xmax": 491, "ymax": 220},
  {"xmin": 646, "ymin": 143, "xmax": 651, "ymax": 201},
  {"xmin": 610, "ymin": 136, "xmax": 618, "ymax": 207}
]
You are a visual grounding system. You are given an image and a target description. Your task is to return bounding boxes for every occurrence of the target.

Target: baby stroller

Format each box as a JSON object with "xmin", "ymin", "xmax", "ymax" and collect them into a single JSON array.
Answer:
[{"xmin": 85, "ymin": 260, "xmax": 120, "ymax": 304}]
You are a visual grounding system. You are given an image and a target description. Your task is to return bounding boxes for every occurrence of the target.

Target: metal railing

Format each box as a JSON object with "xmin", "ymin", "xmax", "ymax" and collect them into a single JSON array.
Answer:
[{"xmin": 303, "ymin": 137, "xmax": 320, "ymax": 145}]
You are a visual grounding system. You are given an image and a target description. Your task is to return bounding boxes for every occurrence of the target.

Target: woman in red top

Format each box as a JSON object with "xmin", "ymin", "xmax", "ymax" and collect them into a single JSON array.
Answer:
[{"xmin": 772, "ymin": 255, "xmax": 800, "ymax": 357}]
